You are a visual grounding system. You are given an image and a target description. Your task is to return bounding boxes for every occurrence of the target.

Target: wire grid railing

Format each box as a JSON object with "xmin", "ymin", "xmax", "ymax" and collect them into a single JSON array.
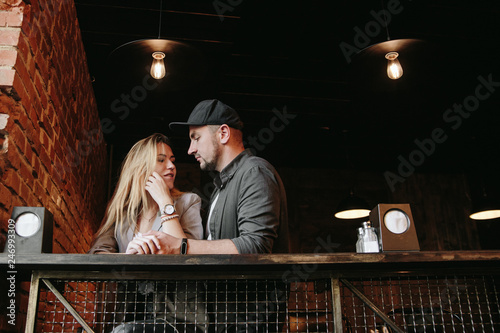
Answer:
[
  {"xmin": 33, "ymin": 277, "xmax": 334, "ymax": 333},
  {"xmin": 28, "ymin": 272, "xmax": 500, "ymax": 332},
  {"xmin": 339, "ymin": 275, "xmax": 500, "ymax": 332}
]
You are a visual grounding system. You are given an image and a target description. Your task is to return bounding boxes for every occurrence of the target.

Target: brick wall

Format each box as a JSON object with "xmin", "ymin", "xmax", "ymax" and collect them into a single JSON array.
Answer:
[{"xmin": 0, "ymin": 0, "xmax": 107, "ymax": 331}]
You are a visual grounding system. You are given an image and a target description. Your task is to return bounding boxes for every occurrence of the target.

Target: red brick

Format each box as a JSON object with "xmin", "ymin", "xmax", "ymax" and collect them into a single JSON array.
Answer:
[
  {"xmin": 39, "ymin": 113, "xmax": 54, "ymax": 138},
  {"xmin": 31, "ymin": 151, "xmax": 40, "ymax": 173},
  {"xmin": 0, "ymin": 182, "xmax": 13, "ymax": 212},
  {"xmin": 16, "ymin": 32, "xmax": 30, "ymax": 58},
  {"xmin": 25, "ymin": 48, "xmax": 36, "ymax": 78},
  {"xmin": 27, "ymin": 21, "xmax": 40, "ymax": 52},
  {"xmin": 38, "ymin": 145, "xmax": 51, "ymax": 172},
  {"xmin": 23, "ymin": 138, "xmax": 33, "ymax": 163},
  {"xmin": 0, "ymin": 67, "xmax": 15, "ymax": 86},
  {"xmin": 5, "ymin": 6, "xmax": 24, "ymax": 27},
  {"xmin": 33, "ymin": 179, "xmax": 45, "ymax": 200},
  {"xmin": 47, "ymin": 76, "xmax": 61, "ymax": 110},
  {"xmin": 0, "ymin": 27, "xmax": 20, "ymax": 45},
  {"xmin": 21, "ymin": 8, "xmax": 32, "ymax": 36},
  {"xmin": 14, "ymin": 105, "xmax": 28, "ymax": 130},
  {"xmin": 0, "ymin": 93, "xmax": 21, "ymax": 115},
  {"xmin": 9, "ymin": 126, "xmax": 25, "ymax": 164},
  {"xmin": 19, "ymin": 178, "xmax": 30, "ymax": 198},
  {"xmin": 19, "ymin": 158, "xmax": 32, "ymax": 185},
  {"xmin": 3, "ymin": 167, "xmax": 21, "ymax": 192},
  {"xmin": 39, "ymin": 34, "xmax": 52, "ymax": 60},
  {"xmin": 11, "ymin": 194, "xmax": 24, "ymax": 207},
  {"xmin": 45, "ymin": 101, "xmax": 56, "ymax": 125},
  {"xmin": 0, "ymin": 12, "xmax": 7, "ymax": 26},
  {"xmin": 0, "ymin": 47, "xmax": 17, "ymax": 66},
  {"xmin": 13, "ymin": 54, "xmax": 35, "ymax": 98},
  {"xmin": 37, "ymin": 7, "xmax": 50, "ymax": 35},
  {"xmin": 34, "ymin": 49, "xmax": 49, "ymax": 82},
  {"xmin": 10, "ymin": 73, "xmax": 26, "ymax": 103},
  {"xmin": 33, "ymin": 71, "xmax": 47, "ymax": 105}
]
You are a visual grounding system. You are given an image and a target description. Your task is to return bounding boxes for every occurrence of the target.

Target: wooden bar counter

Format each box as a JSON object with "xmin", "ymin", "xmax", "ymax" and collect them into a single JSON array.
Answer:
[{"xmin": 2, "ymin": 251, "xmax": 499, "ymax": 332}]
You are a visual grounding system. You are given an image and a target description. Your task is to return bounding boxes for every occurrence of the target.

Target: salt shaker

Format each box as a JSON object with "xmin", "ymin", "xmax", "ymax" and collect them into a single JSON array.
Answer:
[{"xmin": 362, "ymin": 221, "xmax": 380, "ymax": 253}]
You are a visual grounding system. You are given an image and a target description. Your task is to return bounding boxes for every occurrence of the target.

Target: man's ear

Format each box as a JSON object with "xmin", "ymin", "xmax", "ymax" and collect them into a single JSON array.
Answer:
[{"xmin": 218, "ymin": 124, "xmax": 231, "ymax": 144}]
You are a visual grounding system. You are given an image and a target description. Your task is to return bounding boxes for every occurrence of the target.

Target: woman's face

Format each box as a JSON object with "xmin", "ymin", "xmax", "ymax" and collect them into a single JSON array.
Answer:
[{"xmin": 154, "ymin": 143, "xmax": 176, "ymax": 190}]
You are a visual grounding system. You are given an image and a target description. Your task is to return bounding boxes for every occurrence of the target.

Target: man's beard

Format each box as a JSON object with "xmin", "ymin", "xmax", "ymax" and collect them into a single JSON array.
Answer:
[{"xmin": 200, "ymin": 138, "xmax": 221, "ymax": 172}]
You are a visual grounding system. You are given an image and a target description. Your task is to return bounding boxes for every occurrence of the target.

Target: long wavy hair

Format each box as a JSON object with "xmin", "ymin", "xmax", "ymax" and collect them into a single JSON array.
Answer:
[{"xmin": 96, "ymin": 133, "xmax": 182, "ymax": 238}]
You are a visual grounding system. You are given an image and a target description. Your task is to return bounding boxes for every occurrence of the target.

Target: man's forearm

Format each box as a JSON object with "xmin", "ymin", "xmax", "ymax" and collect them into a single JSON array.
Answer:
[{"xmin": 186, "ymin": 238, "xmax": 239, "ymax": 254}]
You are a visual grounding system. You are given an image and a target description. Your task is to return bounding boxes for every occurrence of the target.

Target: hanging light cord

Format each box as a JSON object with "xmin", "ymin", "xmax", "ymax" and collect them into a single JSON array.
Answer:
[
  {"xmin": 381, "ymin": 0, "xmax": 391, "ymax": 41},
  {"xmin": 158, "ymin": 0, "xmax": 163, "ymax": 38}
]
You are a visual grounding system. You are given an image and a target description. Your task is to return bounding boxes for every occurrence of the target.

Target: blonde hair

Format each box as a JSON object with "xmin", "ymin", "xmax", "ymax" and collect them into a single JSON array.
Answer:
[{"xmin": 96, "ymin": 133, "xmax": 182, "ymax": 238}]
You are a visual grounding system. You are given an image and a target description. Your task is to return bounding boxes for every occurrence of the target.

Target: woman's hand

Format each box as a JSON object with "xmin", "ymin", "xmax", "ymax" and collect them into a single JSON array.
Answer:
[
  {"xmin": 142, "ymin": 230, "xmax": 182, "ymax": 254},
  {"xmin": 125, "ymin": 233, "xmax": 162, "ymax": 254},
  {"xmin": 145, "ymin": 172, "xmax": 173, "ymax": 208}
]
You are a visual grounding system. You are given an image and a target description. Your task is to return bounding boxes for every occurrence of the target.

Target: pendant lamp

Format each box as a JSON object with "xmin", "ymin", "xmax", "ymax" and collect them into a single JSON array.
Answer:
[
  {"xmin": 470, "ymin": 195, "xmax": 500, "ymax": 220},
  {"xmin": 335, "ymin": 191, "xmax": 371, "ymax": 219},
  {"xmin": 107, "ymin": 0, "xmax": 205, "ymax": 91},
  {"xmin": 350, "ymin": 0, "xmax": 425, "ymax": 82}
]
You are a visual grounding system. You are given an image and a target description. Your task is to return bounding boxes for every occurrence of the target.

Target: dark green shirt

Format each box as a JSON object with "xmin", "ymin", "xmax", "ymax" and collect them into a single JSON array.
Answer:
[{"xmin": 208, "ymin": 149, "xmax": 289, "ymax": 253}]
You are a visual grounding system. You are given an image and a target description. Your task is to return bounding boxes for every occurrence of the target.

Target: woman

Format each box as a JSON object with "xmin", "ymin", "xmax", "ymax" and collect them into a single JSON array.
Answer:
[
  {"xmin": 89, "ymin": 133, "xmax": 207, "ymax": 333},
  {"xmin": 89, "ymin": 133, "xmax": 203, "ymax": 254}
]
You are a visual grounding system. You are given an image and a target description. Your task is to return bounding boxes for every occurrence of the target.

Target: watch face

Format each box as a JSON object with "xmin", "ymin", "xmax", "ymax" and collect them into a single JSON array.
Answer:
[
  {"xmin": 383, "ymin": 209, "xmax": 410, "ymax": 234},
  {"xmin": 164, "ymin": 204, "xmax": 175, "ymax": 215},
  {"xmin": 15, "ymin": 212, "xmax": 41, "ymax": 237}
]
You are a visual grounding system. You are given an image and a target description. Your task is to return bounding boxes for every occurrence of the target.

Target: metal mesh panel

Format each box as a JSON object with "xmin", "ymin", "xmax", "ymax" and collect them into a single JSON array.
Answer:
[
  {"xmin": 34, "ymin": 278, "xmax": 334, "ymax": 333},
  {"xmin": 339, "ymin": 275, "xmax": 500, "ymax": 333},
  {"xmin": 31, "ymin": 273, "xmax": 500, "ymax": 332}
]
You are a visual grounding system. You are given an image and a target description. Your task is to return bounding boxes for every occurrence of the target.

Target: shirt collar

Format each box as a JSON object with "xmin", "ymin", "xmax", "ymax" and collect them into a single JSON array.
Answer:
[{"xmin": 213, "ymin": 149, "xmax": 253, "ymax": 189}]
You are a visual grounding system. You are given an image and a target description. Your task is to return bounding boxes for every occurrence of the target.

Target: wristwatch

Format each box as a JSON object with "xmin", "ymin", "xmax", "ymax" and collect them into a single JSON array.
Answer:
[
  {"xmin": 162, "ymin": 203, "xmax": 176, "ymax": 215},
  {"xmin": 180, "ymin": 238, "xmax": 188, "ymax": 255}
]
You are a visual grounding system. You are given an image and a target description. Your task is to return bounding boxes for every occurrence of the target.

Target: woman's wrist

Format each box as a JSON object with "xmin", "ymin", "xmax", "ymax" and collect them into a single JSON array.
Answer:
[{"xmin": 160, "ymin": 201, "xmax": 176, "ymax": 215}]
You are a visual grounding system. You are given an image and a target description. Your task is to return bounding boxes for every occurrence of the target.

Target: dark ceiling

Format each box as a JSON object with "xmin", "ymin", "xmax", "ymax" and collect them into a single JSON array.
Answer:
[{"xmin": 74, "ymin": 0, "xmax": 500, "ymax": 178}]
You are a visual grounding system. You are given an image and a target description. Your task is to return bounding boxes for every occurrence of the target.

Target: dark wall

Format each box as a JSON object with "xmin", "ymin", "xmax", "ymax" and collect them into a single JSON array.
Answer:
[{"xmin": 175, "ymin": 163, "xmax": 483, "ymax": 253}]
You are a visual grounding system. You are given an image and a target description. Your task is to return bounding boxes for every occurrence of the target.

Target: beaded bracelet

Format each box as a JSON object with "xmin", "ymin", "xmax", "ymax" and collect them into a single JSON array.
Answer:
[{"xmin": 160, "ymin": 214, "xmax": 179, "ymax": 224}]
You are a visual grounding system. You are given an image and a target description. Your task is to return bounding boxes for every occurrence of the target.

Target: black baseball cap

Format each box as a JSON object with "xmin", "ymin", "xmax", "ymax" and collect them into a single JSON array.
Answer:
[{"xmin": 169, "ymin": 99, "xmax": 244, "ymax": 131}]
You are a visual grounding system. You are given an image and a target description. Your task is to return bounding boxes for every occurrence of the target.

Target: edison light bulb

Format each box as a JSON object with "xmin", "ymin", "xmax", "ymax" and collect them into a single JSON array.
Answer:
[
  {"xmin": 150, "ymin": 51, "xmax": 166, "ymax": 79},
  {"xmin": 385, "ymin": 51, "xmax": 403, "ymax": 80}
]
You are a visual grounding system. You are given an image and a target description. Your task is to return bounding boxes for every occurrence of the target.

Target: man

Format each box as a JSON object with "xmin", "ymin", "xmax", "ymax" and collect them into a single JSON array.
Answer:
[
  {"xmin": 136, "ymin": 99, "xmax": 289, "ymax": 332},
  {"xmin": 137, "ymin": 99, "xmax": 289, "ymax": 255}
]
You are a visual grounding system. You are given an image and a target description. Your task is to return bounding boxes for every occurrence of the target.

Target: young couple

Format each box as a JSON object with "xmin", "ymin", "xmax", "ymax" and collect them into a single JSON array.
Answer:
[
  {"xmin": 89, "ymin": 99, "xmax": 289, "ymax": 332},
  {"xmin": 89, "ymin": 99, "xmax": 289, "ymax": 255}
]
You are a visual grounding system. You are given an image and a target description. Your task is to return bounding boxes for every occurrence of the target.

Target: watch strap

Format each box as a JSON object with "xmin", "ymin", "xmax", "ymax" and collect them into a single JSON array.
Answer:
[{"xmin": 180, "ymin": 238, "xmax": 188, "ymax": 255}]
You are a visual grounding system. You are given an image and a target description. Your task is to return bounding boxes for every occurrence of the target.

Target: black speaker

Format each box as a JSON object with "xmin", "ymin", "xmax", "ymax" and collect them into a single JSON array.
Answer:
[
  {"xmin": 5, "ymin": 207, "xmax": 53, "ymax": 253},
  {"xmin": 370, "ymin": 204, "xmax": 420, "ymax": 252}
]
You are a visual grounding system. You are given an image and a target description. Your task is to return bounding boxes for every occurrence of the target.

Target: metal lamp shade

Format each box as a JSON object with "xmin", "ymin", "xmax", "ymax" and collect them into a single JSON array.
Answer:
[
  {"xmin": 107, "ymin": 39, "xmax": 206, "ymax": 91},
  {"xmin": 335, "ymin": 194, "xmax": 370, "ymax": 219},
  {"xmin": 470, "ymin": 196, "xmax": 500, "ymax": 220}
]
